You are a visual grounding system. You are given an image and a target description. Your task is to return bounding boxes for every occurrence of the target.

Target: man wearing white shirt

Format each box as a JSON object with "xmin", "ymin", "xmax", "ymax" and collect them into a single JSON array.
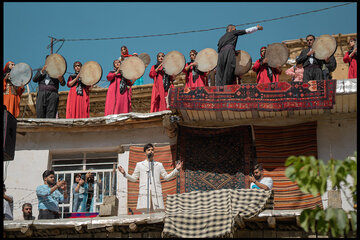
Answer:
[
  {"xmin": 249, "ymin": 164, "xmax": 273, "ymax": 190},
  {"xmin": 118, "ymin": 143, "xmax": 183, "ymax": 213}
]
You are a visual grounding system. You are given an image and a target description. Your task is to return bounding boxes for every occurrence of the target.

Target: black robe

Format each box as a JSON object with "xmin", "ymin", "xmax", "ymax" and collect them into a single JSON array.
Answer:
[
  {"xmin": 322, "ymin": 55, "xmax": 337, "ymax": 80},
  {"xmin": 296, "ymin": 48, "xmax": 324, "ymax": 81},
  {"xmin": 33, "ymin": 70, "xmax": 65, "ymax": 118},
  {"xmin": 215, "ymin": 30, "xmax": 246, "ymax": 86}
]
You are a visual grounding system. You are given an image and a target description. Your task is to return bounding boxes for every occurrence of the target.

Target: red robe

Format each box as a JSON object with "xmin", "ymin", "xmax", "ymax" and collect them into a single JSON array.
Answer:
[
  {"xmin": 65, "ymin": 75, "xmax": 90, "ymax": 119},
  {"xmin": 3, "ymin": 62, "xmax": 25, "ymax": 118},
  {"xmin": 252, "ymin": 59, "xmax": 282, "ymax": 84},
  {"xmin": 183, "ymin": 63, "xmax": 207, "ymax": 88},
  {"xmin": 343, "ymin": 51, "xmax": 357, "ymax": 79},
  {"xmin": 104, "ymin": 71, "xmax": 132, "ymax": 116},
  {"xmin": 149, "ymin": 65, "xmax": 174, "ymax": 112}
]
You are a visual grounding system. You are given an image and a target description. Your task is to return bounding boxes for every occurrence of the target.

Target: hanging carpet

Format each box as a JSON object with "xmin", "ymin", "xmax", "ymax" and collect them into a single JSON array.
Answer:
[
  {"xmin": 176, "ymin": 125, "xmax": 256, "ymax": 193},
  {"xmin": 168, "ymin": 80, "xmax": 336, "ymax": 111}
]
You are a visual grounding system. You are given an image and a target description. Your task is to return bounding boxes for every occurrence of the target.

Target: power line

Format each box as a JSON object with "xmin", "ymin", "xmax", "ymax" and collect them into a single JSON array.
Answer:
[{"xmin": 48, "ymin": 2, "xmax": 353, "ymax": 43}]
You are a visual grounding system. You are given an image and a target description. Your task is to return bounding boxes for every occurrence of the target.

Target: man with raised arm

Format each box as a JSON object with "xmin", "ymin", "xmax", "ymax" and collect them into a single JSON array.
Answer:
[
  {"xmin": 118, "ymin": 143, "xmax": 183, "ymax": 213},
  {"xmin": 215, "ymin": 24, "xmax": 263, "ymax": 86}
]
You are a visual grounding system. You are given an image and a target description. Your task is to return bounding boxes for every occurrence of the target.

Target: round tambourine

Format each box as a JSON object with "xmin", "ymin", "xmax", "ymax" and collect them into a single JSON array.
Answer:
[
  {"xmin": 195, "ymin": 48, "xmax": 218, "ymax": 72},
  {"xmin": 312, "ymin": 34, "xmax": 337, "ymax": 60},
  {"xmin": 138, "ymin": 53, "xmax": 151, "ymax": 68},
  {"xmin": 235, "ymin": 50, "xmax": 252, "ymax": 76},
  {"xmin": 79, "ymin": 61, "xmax": 103, "ymax": 86},
  {"xmin": 163, "ymin": 50, "xmax": 186, "ymax": 76},
  {"xmin": 9, "ymin": 62, "xmax": 33, "ymax": 86},
  {"xmin": 265, "ymin": 43, "xmax": 289, "ymax": 68},
  {"xmin": 45, "ymin": 53, "xmax": 67, "ymax": 78},
  {"xmin": 119, "ymin": 56, "xmax": 146, "ymax": 80}
]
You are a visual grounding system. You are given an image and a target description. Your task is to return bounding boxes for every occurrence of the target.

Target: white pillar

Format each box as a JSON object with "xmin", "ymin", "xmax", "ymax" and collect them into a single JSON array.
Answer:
[{"xmin": 117, "ymin": 151, "xmax": 129, "ymax": 215}]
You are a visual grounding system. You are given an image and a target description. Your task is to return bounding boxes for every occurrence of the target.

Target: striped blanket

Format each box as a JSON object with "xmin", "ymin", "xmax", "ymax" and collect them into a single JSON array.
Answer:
[
  {"xmin": 127, "ymin": 145, "xmax": 177, "ymax": 215},
  {"xmin": 163, "ymin": 189, "xmax": 273, "ymax": 238},
  {"xmin": 253, "ymin": 121, "xmax": 323, "ymax": 209}
]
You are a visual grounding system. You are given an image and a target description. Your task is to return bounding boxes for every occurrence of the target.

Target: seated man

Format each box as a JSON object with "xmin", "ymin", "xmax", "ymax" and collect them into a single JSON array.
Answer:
[
  {"xmin": 249, "ymin": 164, "xmax": 273, "ymax": 190},
  {"xmin": 22, "ymin": 203, "xmax": 35, "ymax": 220}
]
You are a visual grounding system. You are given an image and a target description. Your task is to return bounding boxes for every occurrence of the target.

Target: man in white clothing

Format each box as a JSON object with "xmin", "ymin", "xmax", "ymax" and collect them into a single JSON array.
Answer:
[
  {"xmin": 118, "ymin": 143, "xmax": 183, "ymax": 213},
  {"xmin": 249, "ymin": 164, "xmax": 273, "ymax": 190}
]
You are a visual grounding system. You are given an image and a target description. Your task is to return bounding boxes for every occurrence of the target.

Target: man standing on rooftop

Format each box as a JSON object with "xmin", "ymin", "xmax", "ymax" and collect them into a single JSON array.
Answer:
[{"xmin": 215, "ymin": 24, "xmax": 263, "ymax": 86}]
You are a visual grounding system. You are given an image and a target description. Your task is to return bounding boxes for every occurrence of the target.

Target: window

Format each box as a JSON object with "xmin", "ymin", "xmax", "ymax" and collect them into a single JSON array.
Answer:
[{"xmin": 51, "ymin": 152, "xmax": 118, "ymax": 218}]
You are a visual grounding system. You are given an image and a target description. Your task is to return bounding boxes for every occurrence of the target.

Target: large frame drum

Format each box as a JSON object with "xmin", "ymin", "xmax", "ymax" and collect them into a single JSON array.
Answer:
[
  {"xmin": 9, "ymin": 62, "xmax": 32, "ymax": 86},
  {"xmin": 119, "ymin": 56, "xmax": 146, "ymax": 80},
  {"xmin": 79, "ymin": 61, "xmax": 103, "ymax": 86},
  {"xmin": 265, "ymin": 43, "xmax": 289, "ymax": 68},
  {"xmin": 163, "ymin": 51, "xmax": 186, "ymax": 76},
  {"xmin": 45, "ymin": 53, "xmax": 67, "ymax": 78},
  {"xmin": 195, "ymin": 48, "xmax": 218, "ymax": 72},
  {"xmin": 312, "ymin": 34, "xmax": 337, "ymax": 60}
]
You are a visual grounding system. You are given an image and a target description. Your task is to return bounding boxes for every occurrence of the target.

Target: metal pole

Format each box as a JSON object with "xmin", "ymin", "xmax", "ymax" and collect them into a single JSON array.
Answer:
[
  {"xmin": 147, "ymin": 163, "xmax": 150, "ymax": 214},
  {"xmin": 50, "ymin": 38, "xmax": 54, "ymax": 54}
]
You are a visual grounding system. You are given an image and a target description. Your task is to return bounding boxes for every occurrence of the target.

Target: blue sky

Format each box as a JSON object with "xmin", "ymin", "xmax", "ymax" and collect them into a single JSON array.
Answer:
[{"xmin": 3, "ymin": 2, "xmax": 357, "ymax": 92}]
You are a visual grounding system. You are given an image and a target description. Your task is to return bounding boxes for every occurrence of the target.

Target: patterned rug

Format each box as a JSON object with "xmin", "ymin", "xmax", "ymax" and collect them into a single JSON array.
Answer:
[
  {"xmin": 176, "ymin": 125, "xmax": 256, "ymax": 193},
  {"xmin": 253, "ymin": 121, "xmax": 323, "ymax": 210},
  {"xmin": 127, "ymin": 145, "xmax": 177, "ymax": 215},
  {"xmin": 168, "ymin": 80, "xmax": 336, "ymax": 111}
]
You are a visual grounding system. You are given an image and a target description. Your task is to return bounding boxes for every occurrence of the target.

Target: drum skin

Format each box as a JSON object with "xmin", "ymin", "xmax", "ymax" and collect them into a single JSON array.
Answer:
[
  {"xmin": 313, "ymin": 34, "xmax": 337, "ymax": 60},
  {"xmin": 79, "ymin": 61, "xmax": 103, "ymax": 86},
  {"xmin": 195, "ymin": 48, "xmax": 218, "ymax": 72},
  {"xmin": 119, "ymin": 56, "xmax": 145, "ymax": 80},
  {"xmin": 45, "ymin": 53, "xmax": 67, "ymax": 78},
  {"xmin": 138, "ymin": 53, "xmax": 151, "ymax": 67},
  {"xmin": 163, "ymin": 50, "xmax": 185, "ymax": 75},
  {"xmin": 9, "ymin": 62, "xmax": 33, "ymax": 86},
  {"xmin": 235, "ymin": 50, "xmax": 252, "ymax": 76},
  {"xmin": 265, "ymin": 43, "xmax": 289, "ymax": 68}
]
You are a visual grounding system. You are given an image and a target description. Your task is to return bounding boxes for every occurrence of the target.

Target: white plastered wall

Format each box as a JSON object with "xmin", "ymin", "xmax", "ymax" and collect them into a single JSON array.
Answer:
[
  {"xmin": 7, "ymin": 125, "xmax": 175, "ymax": 218},
  {"xmin": 317, "ymin": 118, "xmax": 357, "ymax": 211},
  {"xmin": 3, "ymin": 150, "xmax": 50, "ymax": 220}
]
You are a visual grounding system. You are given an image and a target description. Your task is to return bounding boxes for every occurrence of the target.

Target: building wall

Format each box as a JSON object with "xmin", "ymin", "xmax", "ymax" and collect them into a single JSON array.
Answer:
[
  {"xmin": 317, "ymin": 118, "xmax": 357, "ymax": 211},
  {"xmin": 4, "ymin": 126, "xmax": 174, "ymax": 220},
  {"xmin": 3, "ymin": 150, "xmax": 50, "ymax": 220},
  {"xmin": 4, "ymin": 117, "xmax": 356, "ymax": 220}
]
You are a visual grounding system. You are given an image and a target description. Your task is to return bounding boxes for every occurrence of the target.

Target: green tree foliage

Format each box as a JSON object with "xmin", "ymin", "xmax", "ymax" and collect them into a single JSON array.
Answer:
[{"xmin": 285, "ymin": 152, "xmax": 357, "ymax": 237}]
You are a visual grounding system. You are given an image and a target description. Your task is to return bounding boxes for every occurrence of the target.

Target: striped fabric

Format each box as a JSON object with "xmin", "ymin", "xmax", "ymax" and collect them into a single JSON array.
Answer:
[
  {"xmin": 127, "ymin": 145, "xmax": 177, "ymax": 215},
  {"xmin": 253, "ymin": 121, "xmax": 323, "ymax": 210},
  {"xmin": 163, "ymin": 189, "xmax": 272, "ymax": 238}
]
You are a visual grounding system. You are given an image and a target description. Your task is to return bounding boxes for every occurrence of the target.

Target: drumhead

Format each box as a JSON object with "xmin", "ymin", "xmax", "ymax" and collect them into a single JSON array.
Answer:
[
  {"xmin": 265, "ymin": 43, "xmax": 289, "ymax": 68},
  {"xmin": 195, "ymin": 48, "xmax": 218, "ymax": 72},
  {"xmin": 138, "ymin": 53, "xmax": 151, "ymax": 67},
  {"xmin": 235, "ymin": 50, "xmax": 252, "ymax": 76},
  {"xmin": 79, "ymin": 61, "xmax": 103, "ymax": 86},
  {"xmin": 313, "ymin": 34, "xmax": 337, "ymax": 60},
  {"xmin": 163, "ymin": 50, "xmax": 185, "ymax": 75},
  {"xmin": 45, "ymin": 53, "xmax": 67, "ymax": 78},
  {"xmin": 9, "ymin": 62, "xmax": 33, "ymax": 87},
  {"xmin": 119, "ymin": 56, "xmax": 145, "ymax": 80}
]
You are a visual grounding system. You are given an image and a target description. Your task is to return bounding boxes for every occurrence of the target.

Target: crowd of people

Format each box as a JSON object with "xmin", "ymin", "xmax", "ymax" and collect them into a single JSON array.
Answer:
[
  {"xmin": 3, "ymin": 170, "xmax": 98, "ymax": 220},
  {"xmin": 3, "ymin": 28, "xmax": 357, "ymax": 120},
  {"xmin": 3, "ymin": 143, "xmax": 272, "ymax": 220}
]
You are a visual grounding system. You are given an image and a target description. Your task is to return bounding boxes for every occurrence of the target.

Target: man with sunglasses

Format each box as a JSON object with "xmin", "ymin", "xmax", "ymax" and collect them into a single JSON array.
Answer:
[
  {"xmin": 33, "ymin": 55, "xmax": 66, "ymax": 118},
  {"xmin": 296, "ymin": 34, "xmax": 325, "ymax": 81}
]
